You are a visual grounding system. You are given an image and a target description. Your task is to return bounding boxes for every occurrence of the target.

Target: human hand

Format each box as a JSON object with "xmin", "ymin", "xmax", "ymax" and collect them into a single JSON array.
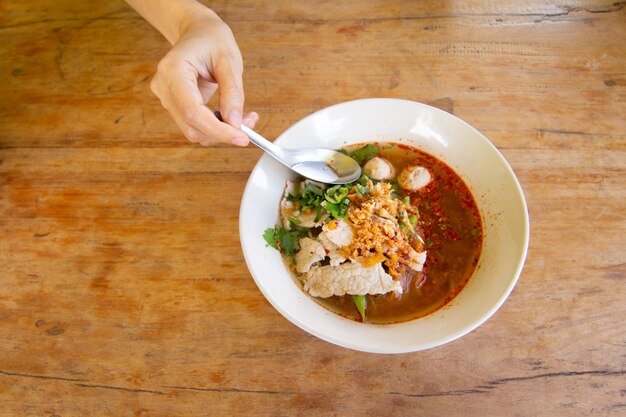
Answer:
[{"xmin": 150, "ymin": 11, "xmax": 257, "ymax": 146}]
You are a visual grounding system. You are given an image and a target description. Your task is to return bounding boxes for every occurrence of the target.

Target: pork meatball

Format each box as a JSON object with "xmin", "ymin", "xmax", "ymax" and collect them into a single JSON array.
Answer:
[
  {"xmin": 363, "ymin": 157, "xmax": 395, "ymax": 181},
  {"xmin": 398, "ymin": 166, "xmax": 431, "ymax": 191}
]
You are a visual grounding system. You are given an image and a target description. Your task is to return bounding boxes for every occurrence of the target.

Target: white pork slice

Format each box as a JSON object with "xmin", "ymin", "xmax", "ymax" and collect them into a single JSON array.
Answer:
[
  {"xmin": 320, "ymin": 219, "xmax": 353, "ymax": 247},
  {"xmin": 317, "ymin": 219, "xmax": 353, "ymax": 266},
  {"xmin": 294, "ymin": 237, "xmax": 326, "ymax": 274},
  {"xmin": 296, "ymin": 209, "xmax": 327, "ymax": 228},
  {"xmin": 303, "ymin": 261, "xmax": 402, "ymax": 298},
  {"xmin": 318, "ymin": 233, "xmax": 346, "ymax": 267}
]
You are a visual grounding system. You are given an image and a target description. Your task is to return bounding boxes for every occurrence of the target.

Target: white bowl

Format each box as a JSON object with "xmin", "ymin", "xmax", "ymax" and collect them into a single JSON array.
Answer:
[{"xmin": 240, "ymin": 98, "xmax": 529, "ymax": 354}]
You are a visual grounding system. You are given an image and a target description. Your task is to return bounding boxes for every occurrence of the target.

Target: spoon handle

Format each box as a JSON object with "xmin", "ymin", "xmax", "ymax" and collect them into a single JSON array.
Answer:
[{"xmin": 214, "ymin": 111, "xmax": 289, "ymax": 165}]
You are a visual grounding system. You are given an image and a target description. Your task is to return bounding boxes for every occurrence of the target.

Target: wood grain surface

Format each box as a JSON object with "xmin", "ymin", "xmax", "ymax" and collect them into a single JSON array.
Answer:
[{"xmin": 1, "ymin": 1, "xmax": 625, "ymax": 416}]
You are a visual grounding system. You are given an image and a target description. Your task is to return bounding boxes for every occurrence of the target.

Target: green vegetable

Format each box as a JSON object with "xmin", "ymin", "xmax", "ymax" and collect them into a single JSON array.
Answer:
[
  {"xmin": 288, "ymin": 216, "xmax": 301, "ymax": 225},
  {"xmin": 325, "ymin": 184, "xmax": 350, "ymax": 204},
  {"xmin": 355, "ymin": 183, "xmax": 369, "ymax": 195},
  {"xmin": 358, "ymin": 174, "xmax": 370, "ymax": 186},
  {"xmin": 352, "ymin": 295, "xmax": 367, "ymax": 321},
  {"xmin": 322, "ymin": 200, "xmax": 349, "ymax": 219},
  {"xmin": 263, "ymin": 226, "xmax": 306, "ymax": 257},
  {"xmin": 304, "ymin": 184, "xmax": 351, "ymax": 220},
  {"xmin": 314, "ymin": 205, "xmax": 323, "ymax": 222},
  {"xmin": 389, "ymin": 182, "xmax": 401, "ymax": 199},
  {"xmin": 263, "ymin": 228, "xmax": 277, "ymax": 246},
  {"xmin": 290, "ymin": 181, "xmax": 354, "ymax": 222},
  {"xmin": 303, "ymin": 182, "xmax": 324, "ymax": 196},
  {"xmin": 349, "ymin": 144, "xmax": 380, "ymax": 164},
  {"xmin": 409, "ymin": 215, "xmax": 418, "ymax": 227},
  {"xmin": 298, "ymin": 182, "xmax": 325, "ymax": 210}
]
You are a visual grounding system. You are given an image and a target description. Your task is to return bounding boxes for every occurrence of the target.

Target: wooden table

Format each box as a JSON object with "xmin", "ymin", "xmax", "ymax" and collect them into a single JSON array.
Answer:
[{"xmin": 1, "ymin": 1, "xmax": 624, "ymax": 415}]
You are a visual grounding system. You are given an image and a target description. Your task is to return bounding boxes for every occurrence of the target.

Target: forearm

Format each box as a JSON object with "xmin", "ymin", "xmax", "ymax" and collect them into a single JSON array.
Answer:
[{"xmin": 125, "ymin": 0, "xmax": 218, "ymax": 44}]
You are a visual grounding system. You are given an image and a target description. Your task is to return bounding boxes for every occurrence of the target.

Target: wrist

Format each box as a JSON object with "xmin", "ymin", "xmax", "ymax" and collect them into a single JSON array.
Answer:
[{"xmin": 175, "ymin": 2, "xmax": 221, "ymax": 43}]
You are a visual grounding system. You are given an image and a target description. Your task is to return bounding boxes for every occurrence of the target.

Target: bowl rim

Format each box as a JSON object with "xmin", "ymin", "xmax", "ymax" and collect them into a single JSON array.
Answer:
[{"xmin": 239, "ymin": 98, "xmax": 530, "ymax": 353}]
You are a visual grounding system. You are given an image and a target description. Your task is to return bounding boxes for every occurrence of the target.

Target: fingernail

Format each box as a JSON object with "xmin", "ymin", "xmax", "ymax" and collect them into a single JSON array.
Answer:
[
  {"xmin": 232, "ymin": 136, "xmax": 248, "ymax": 147},
  {"xmin": 242, "ymin": 113, "xmax": 259, "ymax": 128},
  {"xmin": 227, "ymin": 110, "xmax": 243, "ymax": 128}
]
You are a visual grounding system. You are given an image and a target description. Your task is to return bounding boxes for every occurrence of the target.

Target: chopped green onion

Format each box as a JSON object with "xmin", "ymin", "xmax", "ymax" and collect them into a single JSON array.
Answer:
[
  {"xmin": 358, "ymin": 174, "xmax": 371, "ymax": 186},
  {"xmin": 297, "ymin": 182, "xmax": 326, "ymax": 211},
  {"xmin": 303, "ymin": 182, "xmax": 324, "ymax": 196},
  {"xmin": 355, "ymin": 184, "xmax": 369, "ymax": 195},
  {"xmin": 325, "ymin": 184, "xmax": 350, "ymax": 204},
  {"xmin": 314, "ymin": 205, "xmax": 323, "ymax": 222},
  {"xmin": 322, "ymin": 200, "xmax": 349, "ymax": 219}
]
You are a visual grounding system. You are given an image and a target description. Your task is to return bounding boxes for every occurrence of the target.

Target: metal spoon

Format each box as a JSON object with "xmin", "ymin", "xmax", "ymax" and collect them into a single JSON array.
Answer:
[{"xmin": 216, "ymin": 112, "xmax": 362, "ymax": 184}]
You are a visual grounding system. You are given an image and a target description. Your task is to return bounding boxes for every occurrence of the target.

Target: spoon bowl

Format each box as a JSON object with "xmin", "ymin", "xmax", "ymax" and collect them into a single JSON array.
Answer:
[
  {"xmin": 240, "ymin": 125, "xmax": 362, "ymax": 184},
  {"xmin": 283, "ymin": 148, "xmax": 362, "ymax": 184}
]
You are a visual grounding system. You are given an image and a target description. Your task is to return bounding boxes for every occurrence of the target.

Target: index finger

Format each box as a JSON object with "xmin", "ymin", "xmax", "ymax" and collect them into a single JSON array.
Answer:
[{"xmin": 169, "ymin": 68, "xmax": 248, "ymax": 145}]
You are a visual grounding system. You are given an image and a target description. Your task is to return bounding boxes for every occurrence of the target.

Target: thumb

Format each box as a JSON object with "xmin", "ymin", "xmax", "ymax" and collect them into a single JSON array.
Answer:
[{"xmin": 214, "ymin": 57, "xmax": 244, "ymax": 130}]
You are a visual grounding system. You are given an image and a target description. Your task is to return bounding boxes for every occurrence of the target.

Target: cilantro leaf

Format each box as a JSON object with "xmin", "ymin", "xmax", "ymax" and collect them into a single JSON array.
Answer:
[
  {"xmin": 280, "ymin": 229, "xmax": 304, "ymax": 256},
  {"xmin": 263, "ymin": 226, "xmax": 306, "ymax": 257},
  {"xmin": 263, "ymin": 228, "xmax": 281, "ymax": 250}
]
